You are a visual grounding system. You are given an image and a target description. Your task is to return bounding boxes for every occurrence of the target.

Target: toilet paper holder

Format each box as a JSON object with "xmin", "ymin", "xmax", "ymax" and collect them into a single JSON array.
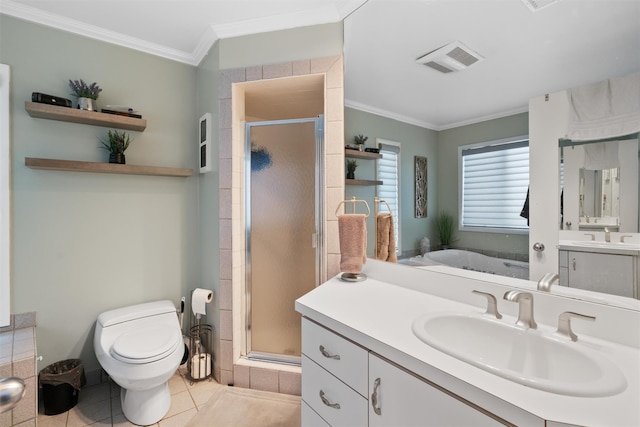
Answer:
[{"xmin": 187, "ymin": 319, "xmax": 214, "ymax": 384}]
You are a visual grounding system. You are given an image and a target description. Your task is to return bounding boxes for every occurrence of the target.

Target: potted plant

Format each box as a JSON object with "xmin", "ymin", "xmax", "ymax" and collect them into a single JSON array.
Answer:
[
  {"xmin": 346, "ymin": 159, "xmax": 358, "ymax": 179},
  {"xmin": 435, "ymin": 211, "xmax": 455, "ymax": 249},
  {"xmin": 68, "ymin": 79, "xmax": 102, "ymax": 111},
  {"xmin": 100, "ymin": 130, "xmax": 131, "ymax": 164},
  {"xmin": 354, "ymin": 134, "xmax": 368, "ymax": 151}
]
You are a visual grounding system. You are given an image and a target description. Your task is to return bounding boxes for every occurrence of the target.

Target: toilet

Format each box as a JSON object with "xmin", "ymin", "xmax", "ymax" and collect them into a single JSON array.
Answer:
[{"xmin": 94, "ymin": 300, "xmax": 183, "ymax": 426}]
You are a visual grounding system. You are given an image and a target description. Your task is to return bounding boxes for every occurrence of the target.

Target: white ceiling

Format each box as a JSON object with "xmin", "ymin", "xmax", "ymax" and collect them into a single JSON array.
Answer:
[{"xmin": 2, "ymin": 0, "xmax": 639, "ymax": 130}]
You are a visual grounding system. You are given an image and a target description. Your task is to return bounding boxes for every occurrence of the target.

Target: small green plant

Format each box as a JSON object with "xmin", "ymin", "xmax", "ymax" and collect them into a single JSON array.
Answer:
[
  {"xmin": 346, "ymin": 159, "xmax": 358, "ymax": 174},
  {"xmin": 353, "ymin": 134, "xmax": 368, "ymax": 145},
  {"xmin": 100, "ymin": 130, "xmax": 131, "ymax": 154},
  {"xmin": 68, "ymin": 79, "xmax": 102, "ymax": 99},
  {"xmin": 435, "ymin": 211, "xmax": 456, "ymax": 248}
]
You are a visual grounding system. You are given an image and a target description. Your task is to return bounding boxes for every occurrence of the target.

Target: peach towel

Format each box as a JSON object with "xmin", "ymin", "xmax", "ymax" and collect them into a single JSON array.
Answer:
[
  {"xmin": 338, "ymin": 214, "xmax": 367, "ymax": 273},
  {"xmin": 376, "ymin": 213, "xmax": 397, "ymax": 263}
]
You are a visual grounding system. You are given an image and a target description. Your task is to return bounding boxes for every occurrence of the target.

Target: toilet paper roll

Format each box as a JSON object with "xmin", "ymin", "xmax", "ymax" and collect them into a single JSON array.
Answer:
[
  {"xmin": 191, "ymin": 353, "xmax": 211, "ymax": 379},
  {"xmin": 191, "ymin": 288, "xmax": 213, "ymax": 316}
]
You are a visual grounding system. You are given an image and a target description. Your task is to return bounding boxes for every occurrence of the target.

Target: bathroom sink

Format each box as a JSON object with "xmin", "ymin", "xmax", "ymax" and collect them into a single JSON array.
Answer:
[{"xmin": 411, "ymin": 313, "xmax": 626, "ymax": 397}]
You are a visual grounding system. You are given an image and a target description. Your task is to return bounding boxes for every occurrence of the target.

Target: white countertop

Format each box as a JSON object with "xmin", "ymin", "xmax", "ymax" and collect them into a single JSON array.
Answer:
[
  {"xmin": 295, "ymin": 260, "xmax": 640, "ymax": 427},
  {"xmin": 558, "ymin": 239, "xmax": 640, "ymax": 256}
]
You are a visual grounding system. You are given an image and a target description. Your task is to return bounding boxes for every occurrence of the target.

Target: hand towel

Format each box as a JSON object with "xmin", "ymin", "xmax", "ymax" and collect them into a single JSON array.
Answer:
[
  {"xmin": 583, "ymin": 141, "xmax": 620, "ymax": 170},
  {"xmin": 338, "ymin": 214, "xmax": 367, "ymax": 273},
  {"xmin": 376, "ymin": 213, "xmax": 397, "ymax": 263},
  {"xmin": 567, "ymin": 72, "xmax": 640, "ymax": 141}
]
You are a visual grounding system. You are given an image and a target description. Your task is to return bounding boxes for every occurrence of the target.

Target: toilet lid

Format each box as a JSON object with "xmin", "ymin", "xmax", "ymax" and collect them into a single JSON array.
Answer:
[{"xmin": 111, "ymin": 325, "xmax": 181, "ymax": 364}]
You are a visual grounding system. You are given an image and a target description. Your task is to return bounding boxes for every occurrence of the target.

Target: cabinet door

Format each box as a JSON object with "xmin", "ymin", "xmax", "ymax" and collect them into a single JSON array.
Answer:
[
  {"xmin": 568, "ymin": 251, "xmax": 635, "ymax": 297},
  {"xmin": 368, "ymin": 354, "xmax": 505, "ymax": 427}
]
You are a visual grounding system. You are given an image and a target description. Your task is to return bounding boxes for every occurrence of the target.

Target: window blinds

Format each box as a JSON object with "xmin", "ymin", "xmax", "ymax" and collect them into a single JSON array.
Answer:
[
  {"xmin": 377, "ymin": 143, "xmax": 400, "ymax": 252},
  {"xmin": 461, "ymin": 140, "xmax": 529, "ymax": 230}
]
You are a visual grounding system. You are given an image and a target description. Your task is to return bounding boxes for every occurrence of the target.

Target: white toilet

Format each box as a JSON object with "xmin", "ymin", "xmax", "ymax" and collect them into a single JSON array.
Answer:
[{"xmin": 94, "ymin": 300, "xmax": 183, "ymax": 426}]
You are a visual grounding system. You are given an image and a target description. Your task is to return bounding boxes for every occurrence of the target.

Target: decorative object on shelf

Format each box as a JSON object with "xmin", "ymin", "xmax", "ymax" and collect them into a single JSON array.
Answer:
[
  {"xmin": 346, "ymin": 159, "xmax": 358, "ymax": 179},
  {"xmin": 354, "ymin": 134, "xmax": 368, "ymax": 151},
  {"xmin": 415, "ymin": 156, "xmax": 428, "ymax": 218},
  {"xmin": 365, "ymin": 147, "xmax": 380, "ymax": 154},
  {"xmin": 100, "ymin": 130, "xmax": 131, "ymax": 164},
  {"xmin": 251, "ymin": 143, "xmax": 272, "ymax": 172},
  {"xmin": 31, "ymin": 92, "xmax": 72, "ymax": 108},
  {"xmin": 68, "ymin": 79, "xmax": 102, "ymax": 111},
  {"xmin": 435, "ymin": 211, "xmax": 456, "ymax": 249}
]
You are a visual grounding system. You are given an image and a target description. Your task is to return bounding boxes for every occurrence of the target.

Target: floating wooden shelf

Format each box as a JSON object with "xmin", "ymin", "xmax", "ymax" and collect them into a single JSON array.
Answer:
[
  {"xmin": 346, "ymin": 178, "xmax": 383, "ymax": 186},
  {"xmin": 25, "ymin": 157, "xmax": 192, "ymax": 177},
  {"xmin": 345, "ymin": 148, "xmax": 382, "ymax": 160},
  {"xmin": 25, "ymin": 102, "xmax": 147, "ymax": 131}
]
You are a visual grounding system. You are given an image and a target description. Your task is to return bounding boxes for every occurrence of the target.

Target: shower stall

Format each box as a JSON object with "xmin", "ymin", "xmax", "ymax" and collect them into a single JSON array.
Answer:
[{"xmin": 245, "ymin": 116, "xmax": 324, "ymax": 365}]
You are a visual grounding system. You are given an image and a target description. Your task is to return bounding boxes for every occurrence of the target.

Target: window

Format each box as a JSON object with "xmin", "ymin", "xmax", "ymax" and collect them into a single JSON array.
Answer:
[
  {"xmin": 459, "ymin": 136, "xmax": 529, "ymax": 232},
  {"xmin": 377, "ymin": 139, "xmax": 401, "ymax": 253}
]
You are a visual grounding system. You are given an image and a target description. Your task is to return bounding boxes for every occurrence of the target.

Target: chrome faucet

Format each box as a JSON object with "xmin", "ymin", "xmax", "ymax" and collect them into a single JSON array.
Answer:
[
  {"xmin": 503, "ymin": 291, "xmax": 537, "ymax": 329},
  {"xmin": 604, "ymin": 227, "xmax": 611, "ymax": 243},
  {"xmin": 537, "ymin": 272, "xmax": 559, "ymax": 292}
]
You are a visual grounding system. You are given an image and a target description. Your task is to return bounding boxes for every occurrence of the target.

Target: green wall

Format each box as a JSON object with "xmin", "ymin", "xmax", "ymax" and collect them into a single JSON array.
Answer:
[
  {"xmin": 1, "ymin": 15, "xmax": 199, "ymax": 374},
  {"xmin": 344, "ymin": 107, "xmax": 438, "ymax": 257},
  {"xmin": 437, "ymin": 112, "xmax": 529, "ymax": 257},
  {"xmin": 219, "ymin": 23, "xmax": 343, "ymax": 69},
  {"xmin": 195, "ymin": 42, "xmax": 221, "ymax": 374}
]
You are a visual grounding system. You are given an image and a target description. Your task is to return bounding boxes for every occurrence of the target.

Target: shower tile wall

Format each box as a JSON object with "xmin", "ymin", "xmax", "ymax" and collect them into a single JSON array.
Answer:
[
  {"xmin": 0, "ymin": 312, "xmax": 37, "ymax": 427},
  {"xmin": 218, "ymin": 55, "xmax": 345, "ymax": 393}
]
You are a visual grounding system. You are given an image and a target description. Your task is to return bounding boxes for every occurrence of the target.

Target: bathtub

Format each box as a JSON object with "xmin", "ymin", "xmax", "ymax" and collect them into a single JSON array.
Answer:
[{"xmin": 407, "ymin": 249, "xmax": 529, "ymax": 280}]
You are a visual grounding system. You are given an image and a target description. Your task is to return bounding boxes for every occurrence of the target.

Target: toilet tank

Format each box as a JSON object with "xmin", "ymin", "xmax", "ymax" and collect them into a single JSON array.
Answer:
[{"xmin": 98, "ymin": 300, "xmax": 176, "ymax": 328}]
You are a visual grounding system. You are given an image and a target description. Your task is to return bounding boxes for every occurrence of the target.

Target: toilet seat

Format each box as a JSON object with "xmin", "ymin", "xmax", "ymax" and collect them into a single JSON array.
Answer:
[{"xmin": 111, "ymin": 325, "xmax": 181, "ymax": 364}]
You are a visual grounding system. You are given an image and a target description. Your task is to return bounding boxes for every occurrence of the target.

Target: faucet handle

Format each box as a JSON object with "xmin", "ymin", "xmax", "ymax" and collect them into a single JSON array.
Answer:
[
  {"xmin": 620, "ymin": 235, "xmax": 633, "ymax": 243},
  {"xmin": 472, "ymin": 290, "xmax": 502, "ymax": 319},
  {"xmin": 583, "ymin": 233, "xmax": 595, "ymax": 241},
  {"xmin": 555, "ymin": 311, "xmax": 595, "ymax": 342}
]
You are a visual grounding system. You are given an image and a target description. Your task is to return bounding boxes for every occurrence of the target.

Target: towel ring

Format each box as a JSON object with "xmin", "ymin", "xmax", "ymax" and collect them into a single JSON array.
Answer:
[
  {"xmin": 374, "ymin": 198, "xmax": 392, "ymax": 215},
  {"xmin": 335, "ymin": 197, "xmax": 370, "ymax": 218}
]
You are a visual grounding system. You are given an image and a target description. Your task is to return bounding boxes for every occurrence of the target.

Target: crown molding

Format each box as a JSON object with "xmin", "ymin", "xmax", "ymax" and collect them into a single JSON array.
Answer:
[
  {"xmin": 345, "ymin": 99, "xmax": 529, "ymax": 131},
  {"xmin": 211, "ymin": 6, "xmax": 341, "ymax": 40},
  {"xmin": 439, "ymin": 105, "xmax": 529, "ymax": 130},
  {"xmin": 0, "ymin": 0, "xmax": 200, "ymax": 65},
  {"xmin": 344, "ymin": 99, "xmax": 439, "ymax": 130}
]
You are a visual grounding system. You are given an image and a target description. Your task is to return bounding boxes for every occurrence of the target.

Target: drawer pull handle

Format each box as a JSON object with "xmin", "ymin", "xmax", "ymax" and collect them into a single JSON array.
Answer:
[
  {"xmin": 319, "ymin": 345, "xmax": 340, "ymax": 360},
  {"xmin": 319, "ymin": 390, "xmax": 341, "ymax": 409},
  {"xmin": 371, "ymin": 377, "xmax": 382, "ymax": 415}
]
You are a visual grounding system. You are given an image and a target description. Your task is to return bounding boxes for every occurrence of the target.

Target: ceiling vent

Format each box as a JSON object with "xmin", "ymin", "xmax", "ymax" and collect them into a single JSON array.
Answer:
[
  {"xmin": 416, "ymin": 41, "xmax": 484, "ymax": 74},
  {"xmin": 520, "ymin": 0, "xmax": 559, "ymax": 12}
]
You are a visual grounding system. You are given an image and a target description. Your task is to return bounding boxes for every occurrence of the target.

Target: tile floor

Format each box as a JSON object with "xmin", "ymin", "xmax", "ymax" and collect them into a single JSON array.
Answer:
[{"xmin": 37, "ymin": 367, "xmax": 225, "ymax": 427}]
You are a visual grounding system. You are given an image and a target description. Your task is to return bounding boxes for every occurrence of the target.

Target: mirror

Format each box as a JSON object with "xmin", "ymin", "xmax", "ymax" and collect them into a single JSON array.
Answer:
[
  {"xmin": 578, "ymin": 167, "xmax": 620, "ymax": 230},
  {"xmin": 559, "ymin": 138, "xmax": 639, "ymax": 233}
]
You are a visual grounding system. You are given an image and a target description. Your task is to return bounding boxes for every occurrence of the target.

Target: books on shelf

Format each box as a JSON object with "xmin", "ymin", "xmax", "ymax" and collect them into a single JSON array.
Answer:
[{"xmin": 101, "ymin": 109, "xmax": 142, "ymax": 119}]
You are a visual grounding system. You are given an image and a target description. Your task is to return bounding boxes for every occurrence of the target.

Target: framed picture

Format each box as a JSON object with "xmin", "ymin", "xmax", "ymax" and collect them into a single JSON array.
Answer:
[
  {"xmin": 199, "ymin": 113, "xmax": 212, "ymax": 173},
  {"xmin": 415, "ymin": 156, "xmax": 428, "ymax": 218}
]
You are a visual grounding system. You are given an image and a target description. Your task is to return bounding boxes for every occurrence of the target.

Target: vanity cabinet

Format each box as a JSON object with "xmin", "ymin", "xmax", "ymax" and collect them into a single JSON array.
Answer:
[
  {"xmin": 559, "ymin": 249, "xmax": 636, "ymax": 298},
  {"xmin": 301, "ymin": 317, "xmax": 511, "ymax": 426},
  {"xmin": 368, "ymin": 354, "xmax": 504, "ymax": 427}
]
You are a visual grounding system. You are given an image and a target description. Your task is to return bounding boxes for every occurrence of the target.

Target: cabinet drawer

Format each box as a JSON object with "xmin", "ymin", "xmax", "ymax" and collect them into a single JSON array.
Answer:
[
  {"xmin": 302, "ymin": 317, "xmax": 368, "ymax": 396},
  {"xmin": 302, "ymin": 401, "xmax": 331, "ymax": 427},
  {"xmin": 302, "ymin": 355, "xmax": 368, "ymax": 427}
]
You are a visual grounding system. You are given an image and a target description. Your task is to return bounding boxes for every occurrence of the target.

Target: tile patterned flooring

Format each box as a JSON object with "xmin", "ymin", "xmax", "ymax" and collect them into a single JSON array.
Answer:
[{"xmin": 37, "ymin": 367, "xmax": 225, "ymax": 427}]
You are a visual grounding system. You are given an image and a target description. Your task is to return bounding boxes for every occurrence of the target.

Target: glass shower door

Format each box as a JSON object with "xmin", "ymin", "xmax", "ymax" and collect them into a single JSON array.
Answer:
[{"xmin": 246, "ymin": 117, "xmax": 322, "ymax": 363}]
